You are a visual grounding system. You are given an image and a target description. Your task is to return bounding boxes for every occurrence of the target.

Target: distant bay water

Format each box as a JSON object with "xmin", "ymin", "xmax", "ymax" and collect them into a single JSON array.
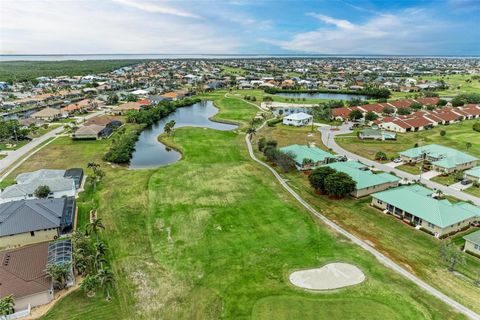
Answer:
[{"xmin": 1, "ymin": 54, "xmax": 479, "ymax": 62}]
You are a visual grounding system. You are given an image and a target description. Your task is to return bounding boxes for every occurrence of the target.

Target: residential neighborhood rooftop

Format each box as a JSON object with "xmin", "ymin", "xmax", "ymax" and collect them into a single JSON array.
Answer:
[
  {"xmin": 400, "ymin": 144, "xmax": 478, "ymax": 169},
  {"xmin": 372, "ymin": 185, "xmax": 480, "ymax": 228},
  {"xmin": 280, "ymin": 144, "xmax": 334, "ymax": 164}
]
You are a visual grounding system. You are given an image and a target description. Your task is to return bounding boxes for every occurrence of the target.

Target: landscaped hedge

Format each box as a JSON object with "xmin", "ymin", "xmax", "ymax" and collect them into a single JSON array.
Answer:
[
  {"xmin": 263, "ymin": 87, "xmax": 391, "ymax": 98},
  {"xmin": 103, "ymin": 126, "xmax": 142, "ymax": 163},
  {"xmin": 267, "ymin": 118, "xmax": 282, "ymax": 127},
  {"xmin": 105, "ymin": 97, "xmax": 201, "ymax": 164}
]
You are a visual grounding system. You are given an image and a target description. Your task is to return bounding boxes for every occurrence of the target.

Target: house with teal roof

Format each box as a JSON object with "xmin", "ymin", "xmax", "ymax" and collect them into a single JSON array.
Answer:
[
  {"xmin": 463, "ymin": 230, "xmax": 480, "ymax": 256},
  {"xmin": 279, "ymin": 144, "xmax": 335, "ymax": 170},
  {"xmin": 321, "ymin": 161, "xmax": 400, "ymax": 197},
  {"xmin": 399, "ymin": 144, "xmax": 478, "ymax": 174},
  {"xmin": 372, "ymin": 185, "xmax": 479, "ymax": 237},
  {"xmin": 465, "ymin": 166, "xmax": 480, "ymax": 183}
]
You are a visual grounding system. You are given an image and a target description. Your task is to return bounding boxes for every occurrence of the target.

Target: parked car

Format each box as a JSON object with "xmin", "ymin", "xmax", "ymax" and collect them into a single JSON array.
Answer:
[
  {"xmin": 336, "ymin": 155, "xmax": 348, "ymax": 162},
  {"xmin": 393, "ymin": 158, "xmax": 402, "ymax": 163},
  {"xmin": 461, "ymin": 179, "xmax": 471, "ymax": 185}
]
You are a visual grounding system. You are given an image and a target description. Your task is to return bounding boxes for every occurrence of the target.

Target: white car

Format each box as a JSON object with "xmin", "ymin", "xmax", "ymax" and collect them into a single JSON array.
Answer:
[{"xmin": 393, "ymin": 158, "xmax": 402, "ymax": 163}]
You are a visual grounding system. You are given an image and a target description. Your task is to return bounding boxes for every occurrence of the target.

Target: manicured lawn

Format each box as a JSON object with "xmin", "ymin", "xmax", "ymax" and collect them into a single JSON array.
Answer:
[
  {"xmin": 253, "ymin": 124, "xmax": 330, "ymax": 152},
  {"xmin": 397, "ymin": 164, "xmax": 422, "ymax": 175},
  {"xmin": 464, "ymin": 184, "xmax": 480, "ymax": 197},
  {"xmin": 335, "ymin": 119, "xmax": 480, "ymax": 161},
  {"xmin": 431, "ymin": 174, "xmax": 458, "ymax": 186},
  {"xmin": 10, "ymin": 94, "xmax": 466, "ymax": 319},
  {"xmin": 42, "ymin": 291, "xmax": 121, "ymax": 320}
]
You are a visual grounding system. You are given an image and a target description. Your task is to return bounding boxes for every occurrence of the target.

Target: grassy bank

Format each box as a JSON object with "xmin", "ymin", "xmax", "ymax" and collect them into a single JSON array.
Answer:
[{"xmin": 4, "ymin": 94, "xmax": 469, "ymax": 319}]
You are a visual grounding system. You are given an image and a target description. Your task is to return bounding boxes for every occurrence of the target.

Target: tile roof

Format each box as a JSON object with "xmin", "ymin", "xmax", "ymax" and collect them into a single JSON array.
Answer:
[{"xmin": 0, "ymin": 242, "xmax": 51, "ymax": 300}]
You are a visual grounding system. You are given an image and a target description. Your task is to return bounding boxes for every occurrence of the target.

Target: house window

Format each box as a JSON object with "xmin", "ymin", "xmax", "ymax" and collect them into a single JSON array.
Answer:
[
  {"xmin": 427, "ymin": 223, "xmax": 435, "ymax": 228},
  {"xmin": 30, "ymin": 231, "xmax": 35, "ymax": 236},
  {"xmin": 377, "ymin": 200, "xmax": 383, "ymax": 205},
  {"xmin": 475, "ymin": 244, "xmax": 480, "ymax": 250}
]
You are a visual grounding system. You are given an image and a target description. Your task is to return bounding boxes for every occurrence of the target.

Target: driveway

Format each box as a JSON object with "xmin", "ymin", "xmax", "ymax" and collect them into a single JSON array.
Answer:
[
  {"xmin": 385, "ymin": 161, "xmax": 403, "ymax": 168},
  {"xmin": 450, "ymin": 181, "xmax": 473, "ymax": 191},
  {"xmin": 421, "ymin": 170, "xmax": 442, "ymax": 180}
]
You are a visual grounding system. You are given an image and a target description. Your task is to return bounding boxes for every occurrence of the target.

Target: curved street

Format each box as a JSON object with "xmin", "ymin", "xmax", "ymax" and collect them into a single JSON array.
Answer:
[
  {"xmin": 245, "ymin": 132, "xmax": 480, "ymax": 320},
  {"xmin": 319, "ymin": 123, "xmax": 480, "ymax": 206}
]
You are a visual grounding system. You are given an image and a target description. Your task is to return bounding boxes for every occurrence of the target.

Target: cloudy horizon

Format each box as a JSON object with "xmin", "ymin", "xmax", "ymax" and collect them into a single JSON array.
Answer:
[{"xmin": 0, "ymin": 0, "xmax": 479, "ymax": 56}]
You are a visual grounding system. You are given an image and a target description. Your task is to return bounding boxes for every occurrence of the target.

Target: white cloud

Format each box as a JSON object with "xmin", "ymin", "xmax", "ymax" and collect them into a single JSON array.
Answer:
[
  {"xmin": 269, "ymin": 9, "xmax": 449, "ymax": 54},
  {"xmin": 0, "ymin": 0, "xmax": 239, "ymax": 54},
  {"xmin": 112, "ymin": 0, "xmax": 200, "ymax": 18}
]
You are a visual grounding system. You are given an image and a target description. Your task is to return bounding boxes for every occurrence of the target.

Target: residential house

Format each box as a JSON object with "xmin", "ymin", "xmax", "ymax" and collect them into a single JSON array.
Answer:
[
  {"xmin": 465, "ymin": 166, "xmax": 480, "ymax": 183},
  {"xmin": 0, "ymin": 169, "xmax": 76, "ymax": 204},
  {"xmin": 399, "ymin": 144, "xmax": 478, "ymax": 174},
  {"xmin": 264, "ymin": 101, "xmax": 315, "ymax": 116},
  {"xmin": 322, "ymin": 161, "xmax": 400, "ymax": 197},
  {"xmin": 282, "ymin": 112, "xmax": 313, "ymax": 127},
  {"xmin": 0, "ymin": 242, "xmax": 54, "ymax": 310},
  {"xmin": 463, "ymin": 230, "xmax": 480, "ymax": 256},
  {"xmin": 31, "ymin": 107, "xmax": 62, "ymax": 121},
  {"xmin": 279, "ymin": 144, "xmax": 335, "ymax": 170},
  {"xmin": 372, "ymin": 185, "xmax": 479, "ymax": 237},
  {"xmin": 0, "ymin": 197, "xmax": 76, "ymax": 247},
  {"xmin": 358, "ymin": 128, "xmax": 396, "ymax": 140}
]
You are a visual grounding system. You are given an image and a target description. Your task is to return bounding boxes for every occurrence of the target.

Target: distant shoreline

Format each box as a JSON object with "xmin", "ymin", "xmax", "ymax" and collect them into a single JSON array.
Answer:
[{"xmin": 1, "ymin": 53, "xmax": 479, "ymax": 62}]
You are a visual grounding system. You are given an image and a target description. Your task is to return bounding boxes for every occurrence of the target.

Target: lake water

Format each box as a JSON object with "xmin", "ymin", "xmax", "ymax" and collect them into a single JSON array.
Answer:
[
  {"xmin": 129, "ymin": 100, "xmax": 237, "ymax": 169},
  {"xmin": 275, "ymin": 92, "xmax": 369, "ymax": 101}
]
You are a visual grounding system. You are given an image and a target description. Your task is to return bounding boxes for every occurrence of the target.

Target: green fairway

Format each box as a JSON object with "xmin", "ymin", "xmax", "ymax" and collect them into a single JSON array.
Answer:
[
  {"xmin": 336, "ymin": 119, "xmax": 480, "ymax": 162},
  {"xmin": 253, "ymin": 296, "xmax": 403, "ymax": 320},
  {"xmin": 7, "ymin": 94, "xmax": 467, "ymax": 319}
]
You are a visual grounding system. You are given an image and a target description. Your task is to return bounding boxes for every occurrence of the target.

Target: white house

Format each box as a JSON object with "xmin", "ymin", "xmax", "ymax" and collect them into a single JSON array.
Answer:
[
  {"xmin": 0, "ymin": 169, "xmax": 76, "ymax": 204},
  {"xmin": 282, "ymin": 112, "xmax": 313, "ymax": 127}
]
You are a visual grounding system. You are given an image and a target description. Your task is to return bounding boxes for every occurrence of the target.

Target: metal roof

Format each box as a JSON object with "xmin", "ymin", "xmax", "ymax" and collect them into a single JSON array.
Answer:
[{"xmin": 372, "ymin": 185, "xmax": 479, "ymax": 228}]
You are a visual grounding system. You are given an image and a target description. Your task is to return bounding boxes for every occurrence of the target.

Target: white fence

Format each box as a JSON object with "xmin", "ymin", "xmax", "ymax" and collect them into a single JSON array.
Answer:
[{"xmin": 0, "ymin": 304, "xmax": 31, "ymax": 320}]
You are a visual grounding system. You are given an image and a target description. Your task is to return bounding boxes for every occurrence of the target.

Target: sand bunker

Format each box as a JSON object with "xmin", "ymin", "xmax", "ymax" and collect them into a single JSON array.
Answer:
[{"xmin": 289, "ymin": 263, "xmax": 365, "ymax": 290}]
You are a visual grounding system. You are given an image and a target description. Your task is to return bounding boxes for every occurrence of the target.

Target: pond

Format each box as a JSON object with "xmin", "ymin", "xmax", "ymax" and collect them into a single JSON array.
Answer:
[
  {"xmin": 129, "ymin": 100, "xmax": 238, "ymax": 169},
  {"xmin": 275, "ymin": 92, "xmax": 369, "ymax": 101}
]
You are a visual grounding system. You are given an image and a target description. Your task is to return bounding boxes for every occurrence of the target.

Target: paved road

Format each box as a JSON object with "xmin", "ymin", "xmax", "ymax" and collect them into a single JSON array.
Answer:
[
  {"xmin": 244, "ymin": 132, "xmax": 480, "ymax": 320},
  {"xmin": 0, "ymin": 110, "xmax": 107, "ymax": 175},
  {"xmin": 320, "ymin": 123, "xmax": 480, "ymax": 206}
]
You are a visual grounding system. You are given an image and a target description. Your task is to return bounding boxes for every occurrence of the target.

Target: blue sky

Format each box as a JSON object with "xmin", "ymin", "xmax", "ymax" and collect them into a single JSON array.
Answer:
[{"xmin": 0, "ymin": 0, "xmax": 479, "ymax": 55}]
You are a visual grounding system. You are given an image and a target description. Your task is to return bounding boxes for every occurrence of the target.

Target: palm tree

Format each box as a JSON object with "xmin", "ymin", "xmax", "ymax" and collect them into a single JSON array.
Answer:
[
  {"xmin": 80, "ymin": 275, "xmax": 99, "ymax": 298},
  {"xmin": 87, "ymin": 162, "xmax": 105, "ymax": 191},
  {"xmin": 0, "ymin": 295, "xmax": 15, "ymax": 316},
  {"xmin": 246, "ymin": 127, "xmax": 256, "ymax": 140},
  {"xmin": 85, "ymin": 218, "xmax": 105, "ymax": 242},
  {"xmin": 97, "ymin": 267, "xmax": 115, "ymax": 301},
  {"xmin": 46, "ymin": 263, "xmax": 71, "ymax": 290}
]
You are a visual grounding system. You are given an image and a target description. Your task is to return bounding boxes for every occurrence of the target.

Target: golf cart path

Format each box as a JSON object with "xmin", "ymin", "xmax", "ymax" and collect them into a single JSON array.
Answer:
[{"xmin": 244, "ymin": 132, "xmax": 480, "ymax": 320}]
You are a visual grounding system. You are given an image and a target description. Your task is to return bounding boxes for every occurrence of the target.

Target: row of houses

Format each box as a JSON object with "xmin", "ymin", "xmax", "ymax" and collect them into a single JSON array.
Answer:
[
  {"xmin": 0, "ymin": 169, "xmax": 82, "ymax": 314},
  {"xmin": 280, "ymin": 144, "xmax": 480, "ymax": 239}
]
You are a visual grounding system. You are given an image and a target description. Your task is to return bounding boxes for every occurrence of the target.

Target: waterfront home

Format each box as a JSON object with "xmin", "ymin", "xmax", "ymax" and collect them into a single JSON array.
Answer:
[
  {"xmin": 279, "ymin": 144, "xmax": 335, "ymax": 170},
  {"xmin": 31, "ymin": 107, "xmax": 62, "ymax": 121},
  {"xmin": 0, "ymin": 197, "xmax": 76, "ymax": 247},
  {"xmin": 399, "ymin": 144, "xmax": 478, "ymax": 174},
  {"xmin": 282, "ymin": 112, "xmax": 313, "ymax": 127},
  {"xmin": 463, "ymin": 230, "xmax": 480, "ymax": 256},
  {"xmin": 371, "ymin": 185, "xmax": 479, "ymax": 238},
  {"xmin": 322, "ymin": 161, "xmax": 400, "ymax": 197}
]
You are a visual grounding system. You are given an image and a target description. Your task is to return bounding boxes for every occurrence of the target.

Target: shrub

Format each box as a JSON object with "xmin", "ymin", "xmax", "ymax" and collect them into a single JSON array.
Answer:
[
  {"xmin": 440, "ymin": 130, "xmax": 446, "ymax": 137},
  {"xmin": 473, "ymin": 122, "xmax": 480, "ymax": 132}
]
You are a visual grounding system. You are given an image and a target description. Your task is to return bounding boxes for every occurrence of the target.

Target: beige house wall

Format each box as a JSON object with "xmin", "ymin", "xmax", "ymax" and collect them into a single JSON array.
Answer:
[
  {"xmin": 353, "ymin": 181, "xmax": 399, "ymax": 198},
  {"xmin": 0, "ymin": 229, "xmax": 58, "ymax": 249},
  {"xmin": 15, "ymin": 290, "xmax": 54, "ymax": 310},
  {"xmin": 371, "ymin": 197, "xmax": 475, "ymax": 237},
  {"xmin": 464, "ymin": 241, "xmax": 480, "ymax": 255}
]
